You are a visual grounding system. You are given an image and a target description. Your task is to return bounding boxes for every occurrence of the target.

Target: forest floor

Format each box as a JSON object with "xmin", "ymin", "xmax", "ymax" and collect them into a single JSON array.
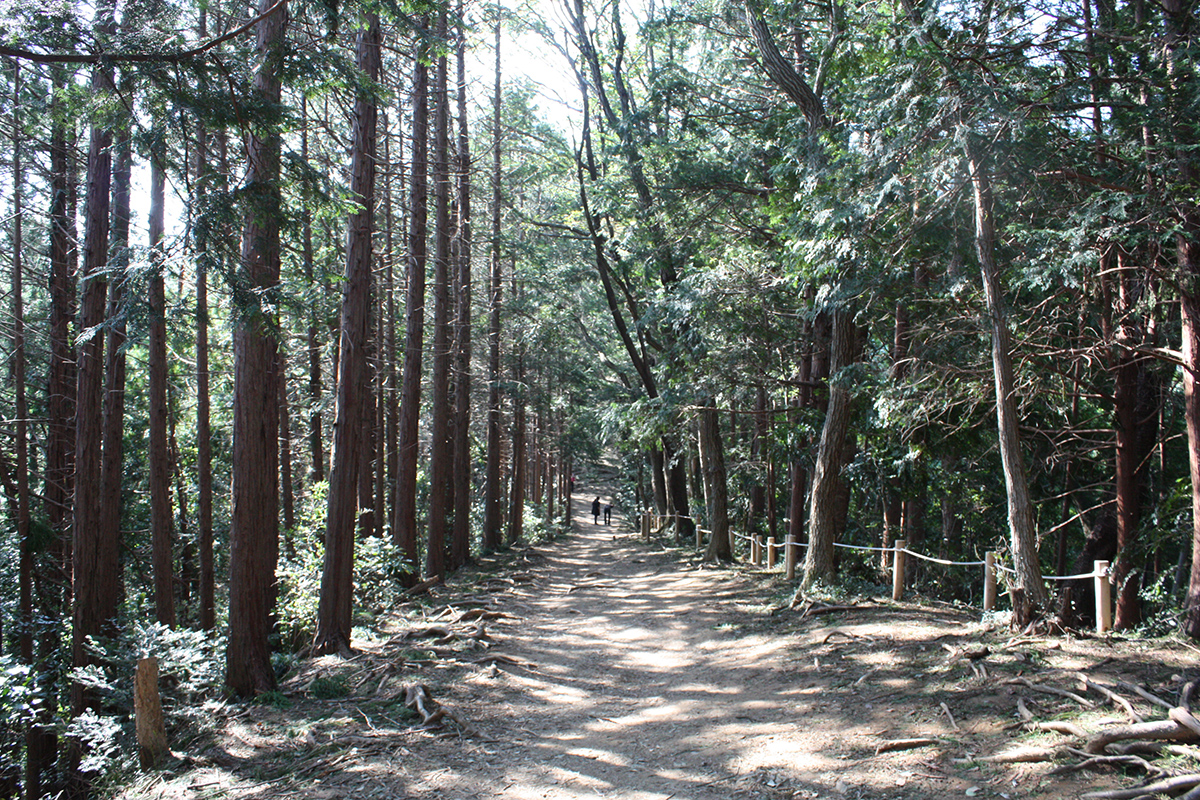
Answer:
[{"xmin": 121, "ymin": 477, "xmax": 1200, "ymax": 800}]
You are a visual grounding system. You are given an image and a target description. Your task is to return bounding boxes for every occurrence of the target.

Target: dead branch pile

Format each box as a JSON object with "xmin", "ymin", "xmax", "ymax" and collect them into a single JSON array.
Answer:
[{"xmin": 974, "ymin": 673, "xmax": 1200, "ymax": 798}]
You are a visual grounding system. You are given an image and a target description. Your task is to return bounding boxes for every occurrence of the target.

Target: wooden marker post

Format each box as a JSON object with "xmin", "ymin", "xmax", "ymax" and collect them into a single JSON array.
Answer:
[
  {"xmin": 984, "ymin": 552, "xmax": 997, "ymax": 612},
  {"xmin": 1094, "ymin": 560, "xmax": 1112, "ymax": 634},
  {"xmin": 642, "ymin": 511, "xmax": 650, "ymax": 541},
  {"xmin": 892, "ymin": 540, "xmax": 907, "ymax": 601},
  {"xmin": 134, "ymin": 657, "xmax": 169, "ymax": 768}
]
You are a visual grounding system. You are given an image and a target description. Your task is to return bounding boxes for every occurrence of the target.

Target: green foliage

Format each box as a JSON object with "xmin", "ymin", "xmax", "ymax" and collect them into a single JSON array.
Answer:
[
  {"xmin": 0, "ymin": 657, "xmax": 38, "ymax": 774},
  {"xmin": 308, "ymin": 673, "xmax": 350, "ymax": 700},
  {"xmin": 66, "ymin": 622, "xmax": 225, "ymax": 779}
]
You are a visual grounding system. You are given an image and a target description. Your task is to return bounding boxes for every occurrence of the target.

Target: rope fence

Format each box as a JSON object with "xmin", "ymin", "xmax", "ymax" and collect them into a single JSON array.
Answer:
[{"xmin": 638, "ymin": 511, "xmax": 1115, "ymax": 633}]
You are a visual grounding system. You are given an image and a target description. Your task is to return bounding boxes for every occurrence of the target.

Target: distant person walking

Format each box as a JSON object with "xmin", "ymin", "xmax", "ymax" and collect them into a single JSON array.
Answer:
[
  {"xmin": 604, "ymin": 503, "xmax": 612, "ymax": 525},
  {"xmin": 592, "ymin": 497, "xmax": 602, "ymax": 525}
]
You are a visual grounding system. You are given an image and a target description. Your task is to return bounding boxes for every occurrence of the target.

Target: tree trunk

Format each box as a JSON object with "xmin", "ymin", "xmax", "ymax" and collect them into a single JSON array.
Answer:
[
  {"xmin": 450, "ymin": 2, "xmax": 473, "ymax": 569},
  {"xmin": 650, "ymin": 446, "xmax": 668, "ymax": 516},
  {"xmin": 148, "ymin": 157, "xmax": 176, "ymax": 627},
  {"xmin": 802, "ymin": 308, "xmax": 855, "ymax": 590},
  {"xmin": 700, "ymin": 402, "xmax": 733, "ymax": 561},
  {"xmin": 426, "ymin": 8, "xmax": 452, "ymax": 580},
  {"xmin": 509, "ymin": 298, "xmax": 527, "ymax": 545},
  {"xmin": 99, "ymin": 129, "xmax": 131, "ymax": 617},
  {"xmin": 226, "ymin": 0, "xmax": 286, "ymax": 697},
  {"xmin": 314, "ymin": 12, "xmax": 380, "ymax": 656},
  {"xmin": 483, "ymin": 5, "xmax": 504, "ymax": 553},
  {"xmin": 72, "ymin": 0, "xmax": 119, "ymax": 741},
  {"xmin": 279, "ymin": 349, "xmax": 296, "ymax": 537},
  {"xmin": 302, "ymin": 98, "xmax": 325, "ymax": 486},
  {"xmin": 394, "ymin": 31, "xmax": 430, "ymax": 585},
  {"xmin": 195, "ymin": 120, "xmax": 217, "ymax": 633},
  {"xmin": 965, "ymin": 135, "xmax": 1049, "ymax": 621},
  {"xmin": 36, "ymin": 65, "xmax": 75, "ymax": 796}
]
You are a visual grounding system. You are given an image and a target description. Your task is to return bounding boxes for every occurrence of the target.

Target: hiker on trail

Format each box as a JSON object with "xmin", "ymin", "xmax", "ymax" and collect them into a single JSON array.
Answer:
[
  {"xmin": 604, "ymin": 503, "xmax": 612, "ymax": 525},
  {"xmin": 592, "ymin": 497, "xmax": 601, "ymax": 524}
]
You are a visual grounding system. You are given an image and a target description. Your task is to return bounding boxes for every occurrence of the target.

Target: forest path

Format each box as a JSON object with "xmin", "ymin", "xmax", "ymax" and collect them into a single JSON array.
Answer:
[
  {"xmin": 124, "ymin": 466, "xmax": 1165, "ymax": 800},
  {"xmin": 404, "ymin": 482, "xmax": 816, "ymax": 800}
]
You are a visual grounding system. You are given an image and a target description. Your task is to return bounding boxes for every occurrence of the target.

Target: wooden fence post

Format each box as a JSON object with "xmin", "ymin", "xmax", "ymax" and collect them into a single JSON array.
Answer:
[
  {"xmin": 642, "ymin": 510, "xmax": 650, "ymax": 540},
  {"xmin": 135, "ymin": 656, "xmax": 169, "ymax": 769},
  {"xmin": 984, "ymin": 552, "xmax": 997, "ymax": 612},
  {"xmin": 892, "ymin": 540, "xmax": 907, "ymax": 601},
  {"xmin": 1094, "ymin": 560, "xmax": 1112, "ymax": 634},
  {"xmin": 785, "ymin": 532, "xmax": 797, "ymax": 581},
  {"xmin": 767, "ymin": 536, "xmax": 778, "ymax": 568}
]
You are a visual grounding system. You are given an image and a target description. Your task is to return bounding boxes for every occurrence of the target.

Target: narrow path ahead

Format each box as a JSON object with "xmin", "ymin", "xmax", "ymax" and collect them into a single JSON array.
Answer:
[{"xmin": 403, "ymin": 490, "xmax": 815, "ymax": 800}]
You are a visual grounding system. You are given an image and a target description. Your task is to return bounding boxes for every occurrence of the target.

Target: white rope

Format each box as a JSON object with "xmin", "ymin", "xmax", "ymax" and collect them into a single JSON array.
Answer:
[
  {"xmin": 901, "ymin": 549, "xmax": 986, "ymax": 567},
  {"xmin": 994, "ymin": 562, "xmax": 1105, "ymax": 581},
  {"xmin": 643, "ymin": 514, "xmax": 1105, "ymax": 581}
]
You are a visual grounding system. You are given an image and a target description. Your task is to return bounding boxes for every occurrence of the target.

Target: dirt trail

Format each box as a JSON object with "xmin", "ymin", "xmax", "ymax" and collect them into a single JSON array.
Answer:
[{"xmin": 127, "ymin": 481, "xmax": 1198, "ymax": 800}]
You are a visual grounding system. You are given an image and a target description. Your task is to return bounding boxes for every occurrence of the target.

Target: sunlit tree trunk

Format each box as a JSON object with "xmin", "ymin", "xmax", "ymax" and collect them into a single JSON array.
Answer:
[
  {"xmin": 395, "ymin": 28, "xmax": 430, "ymax": 585},
  {"xmin": 315, "ymin": 12, "xmax": 380, "ymax": 655},
  {"xmin": 965, "ymin": 136, "xmax": 1049, "ymax": 621},
  {"xmin": 427, "ymin": 8, "xmax": 453, "ymax": 580},
  {"xmin": 148, "ymin": 156, "xmax": 176, "ymax": 627},
  {"xmin": 450, "ymin": 0, "xmax": 473, "ymax": 569},
  {"xmin": 700, "ymin": 401, "xmax": 732, "ymax": 561},
  {"xmin": 483, "ymin": 5, "xmax": 505, "ymax": 552},
  {"xmin": 227, "ymin": 0, "xmax": 287, "ymax": 697}
]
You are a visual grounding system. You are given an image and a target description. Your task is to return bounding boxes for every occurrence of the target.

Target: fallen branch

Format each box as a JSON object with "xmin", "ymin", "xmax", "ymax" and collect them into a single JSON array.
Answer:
[
  {"xmin": 1116, "ymin": 681, "xmax": 1174, "ymax": 712},
  {"xmin": 1004, "ymin": 678, "xmax": 1094, "ymax": 708},
  {"xmin": 404, "ymin": 577, "xmax": 441, "ymax": 597},
  {"xmin": 1048, "ymin": 752, "xmax": 1162, "ymax": 778},
  {"xmin": 821, "ymin": 629, "xmax": 869, "ymax": 645},
  {"xmin": 1171, "ymin": 707, "xmax": 1200, "ymax": 738},
  {"xmin": 800, "ymin": 603, "xmax": 862, "ymax": 619},
  {"xmin": 957, "ymin": 745, "xmax": 1067, "ymax": 764},
  {"xmin": 1085, "ymin": 717, "xmax": 1200, "ymax": 754},
  {"xmin": 1081, "ymin": 773, "xmax": 1200, "ymax": 799},
  {"xmin": 940, "ymin": 702, "xmax": 960, "ymax": 732},
  {"xmin": 1078, "ymin": 674, "xmax": 1143, "ymax": 722},
  {"xmin": 875, "ymin": 737, "xmax": 940, "ymax": 754}
]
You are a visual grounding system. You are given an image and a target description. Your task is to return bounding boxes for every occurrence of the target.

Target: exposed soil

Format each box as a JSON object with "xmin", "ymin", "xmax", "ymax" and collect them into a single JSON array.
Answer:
[{"xmin": 121, "ymin": 490, "xmax": 1200, "ymax": 800}]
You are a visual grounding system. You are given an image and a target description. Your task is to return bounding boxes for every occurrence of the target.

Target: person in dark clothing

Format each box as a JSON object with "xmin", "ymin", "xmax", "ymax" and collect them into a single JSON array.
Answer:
[
  {"xmin": 604, "ymin": 504, "xmax": 612, "ymax": 525},
  {"xmin": 592, "ymin": 497, "xmax": 601, "ymax": 524}
]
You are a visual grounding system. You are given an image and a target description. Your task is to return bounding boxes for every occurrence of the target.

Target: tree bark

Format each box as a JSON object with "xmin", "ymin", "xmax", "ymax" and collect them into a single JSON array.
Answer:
[
  {"xmin": 226, "ymin": 0, "xmax": 286, "ymax": 697},
  {"xmin": 965, "ymin": 135, "xmax": 1050, "ymax": 620},
  {"xmin": 483, "ymin": 5, "xmax": 505, "ymax": 552},
  {"xmin": 148, "ymin": 156, "xmax": 176, "ymax": 627},
  {"xmin": 450, "ymin": 1, "xmax": 473, "ymax": 569},
  {"xmin": 802, "ymin": 309, "xmax": 855, "ymax": 589},
  {"xmin": 394, "ymin": 30, "xmax": 430, "ymax": 585},
  {"xmin": 700, "ymin": 402, "xmax": 733, "ymax": 561},
  {"xmin": 302, "ymin": 97, "xmax": 324, "ymax": 485},
  {"xmin": 314, "ymin": 12, "xmax": 380, "ymax": 656},
  {"xmin": 71, "ymin": 0, "xmax": 119, "ymax": 749},
  {"xmin": 426, "ymin": 8, "xmax": 452, "ymax": 580}
]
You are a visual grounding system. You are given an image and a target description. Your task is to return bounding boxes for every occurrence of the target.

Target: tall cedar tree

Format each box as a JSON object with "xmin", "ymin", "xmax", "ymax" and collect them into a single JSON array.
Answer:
[
  {"xmin": 226, "ymin": 0, "xmax": 286, "ymax": 697},
  {"xmin": 71, "ymin": 0, "xmax": 119, "ymax": 726},
  {"xmin": 148, "ymin": 156, "xmax": 176, "ymax": 626},
  {"xmin": 315, "ymin": 12, "xmax": 381, "ymax": 656},
  {"xmin": 483, "ymin": 5, "xmax": 504, "ymax": 551},
  {"xmin": 427, "ymin": 8, "xmax": 452, "ymax": 579},
  {"xmin": 450, "ymin": 0, "xmax": 473, "ymax": 570},
  {"xmin": 395, "ymin": 22, "xmax": 430, "ymax": 583}
]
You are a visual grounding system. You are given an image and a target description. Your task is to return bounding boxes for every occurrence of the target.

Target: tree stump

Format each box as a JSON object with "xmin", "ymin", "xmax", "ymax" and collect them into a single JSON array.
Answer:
[{"xmin": 134, "ymin": 657, "xmax": 169, "ymax": 769}]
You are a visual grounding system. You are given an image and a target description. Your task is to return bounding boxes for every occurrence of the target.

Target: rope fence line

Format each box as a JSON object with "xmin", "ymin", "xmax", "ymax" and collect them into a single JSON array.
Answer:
[{"xmin": 639, "ymin": 510, "xmax": 1116, "ymax": 634}]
